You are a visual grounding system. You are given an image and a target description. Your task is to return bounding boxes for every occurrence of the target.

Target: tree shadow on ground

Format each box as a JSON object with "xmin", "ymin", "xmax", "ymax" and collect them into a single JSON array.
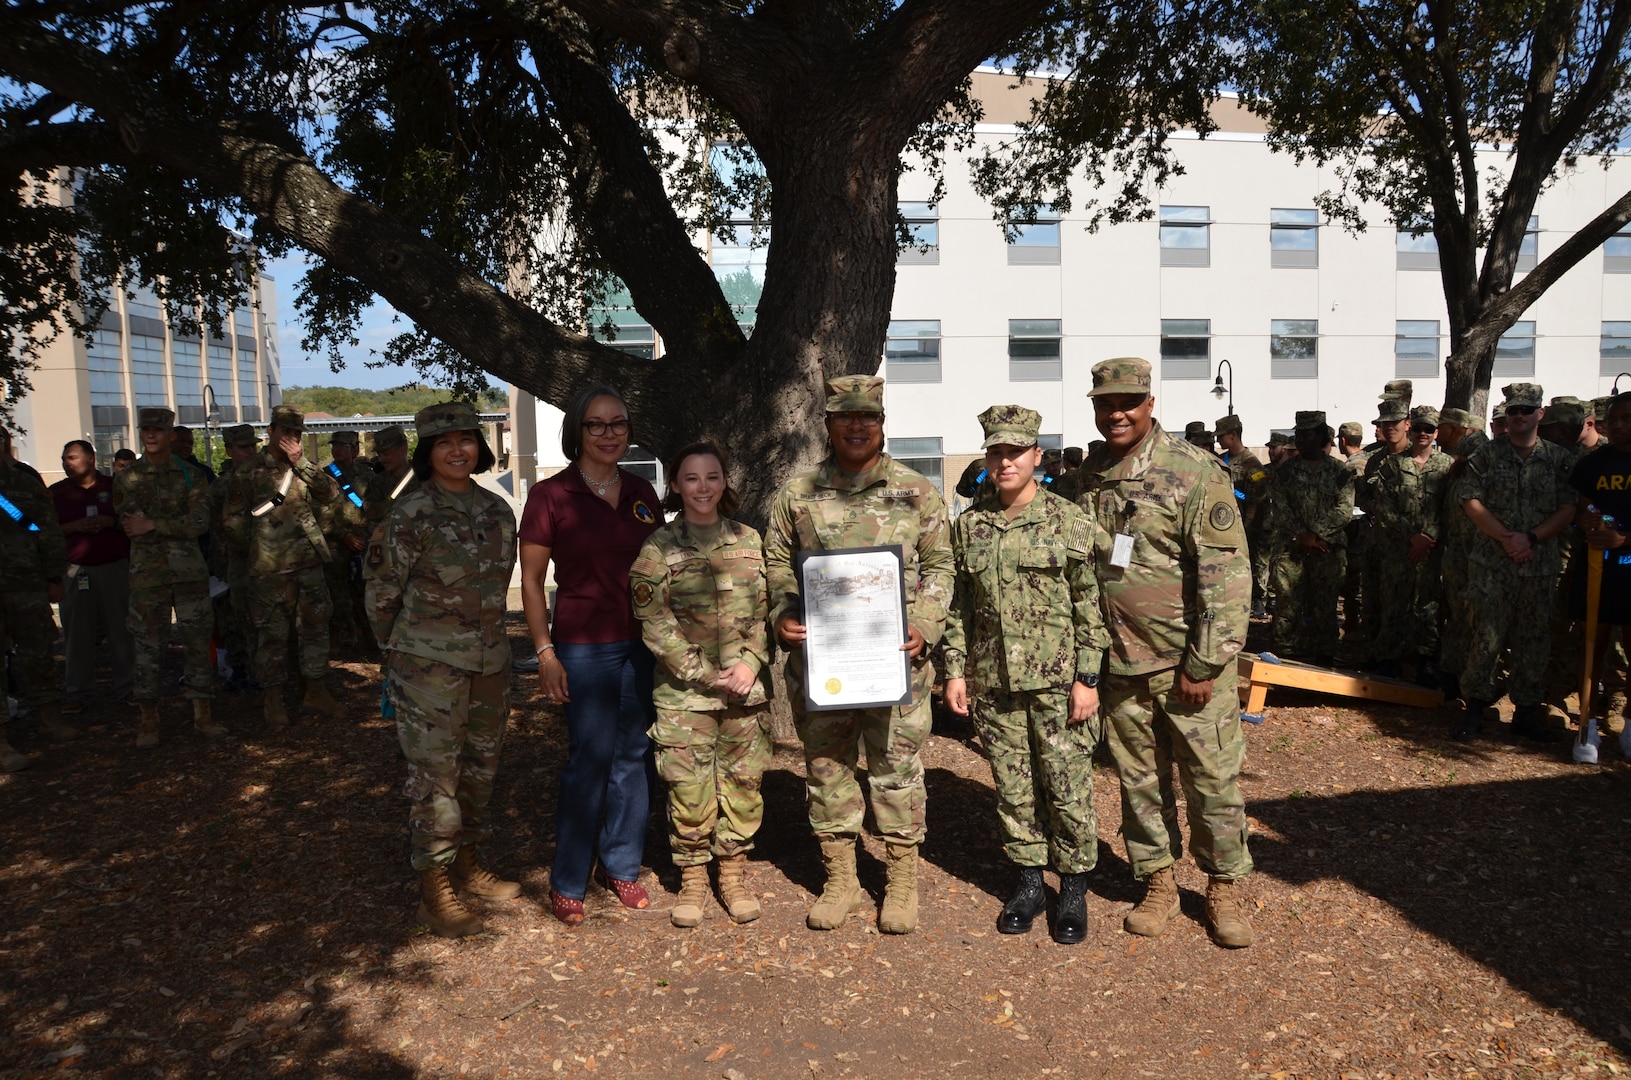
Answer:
[{"xmin": 1251, "ymin": 770, "xmax": 1631, "ymax": 1056}]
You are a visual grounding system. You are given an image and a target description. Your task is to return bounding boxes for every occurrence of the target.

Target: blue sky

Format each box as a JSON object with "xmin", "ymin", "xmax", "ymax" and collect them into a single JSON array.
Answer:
[{"xmin": 264, "ymin": 252, "xmax": 412, "ymax": 390}]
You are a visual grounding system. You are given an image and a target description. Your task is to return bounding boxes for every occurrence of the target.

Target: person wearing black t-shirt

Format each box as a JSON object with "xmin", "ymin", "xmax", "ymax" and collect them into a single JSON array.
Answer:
[{"xmin": 1570, "ymin": 392, "xmax": 1631, "ymax": 756}]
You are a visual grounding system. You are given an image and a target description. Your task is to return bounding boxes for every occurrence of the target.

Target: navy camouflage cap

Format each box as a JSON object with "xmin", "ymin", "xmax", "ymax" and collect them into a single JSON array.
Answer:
[
  {"xmin": 825, "ymin": 375, "xmax": 885, "ymax": 414},
  {"xmin": 1214, "ymin": 414, "xmax": 1243, "ymax": 436},
  {"xmin": 1409, "ymin": 405, "xmax": 1441, "ymax": 428},
  {"xmin": 136, "ymin": 406, "xmax": 176, "ymax": 430},
  {"xmin": 1380, "ymin": 379, "xmax": 1414, "ymax": 403},
  {"xmin": 414, "ymin": 401, "xmax": 483, "ymax": 442},
  {"xmin": 269, "ymin": 404, "xmax": 306, "ymax": 432},
  {"xmin": 373, "ymin": 424, "xmax": 408, "ymax": 452},
  {"xmin": 1593, "ymin": 396, "xmax": 1615, "ymax": 423},
  {"xmin": 1490, "ymin": 401, "xmax": 1507, "ymax": 420},
  {"xmin": 1042, "ymin": 447, "xmax": 1063, "ymax": 464},
  {"xmin": 977, "ymin": 404, "xmax": 1042, "ymax": 449},
  {"xmin": 330, "ymin": 429, "xmax": 360, "ymax": 446},
  {"xmin": 1541, "ymin": 400, "xmax": 1584, "ymax": 427},
  {"xmin": 1294, "ymin": 410, "xmax": 1328, "ymax": 432},
  {"xmin": 1502, "ymin": 382, "xmax": 1544, "ymax": 408},
  {"xmin": 1184, "ymin": 421, "xmax": 1208, "ymax": 438},
  {"xmin": 1438, "ymin": 408, "xmax": 1475, "ymax": 428},
  {"xmin": 1267, "ymin": 431, "xmax": 1293, "ymax": 447},
  {"xmin": 1337, "ymin": 420, "xmax": 1363, "ymax": 441},
  {"xmin": 222, "ymin": 423, "xmax": 257, "ymax": 448},
  {"xmin": 1088, "ymin": 357, "xmax": 1152, "ymax": 397},
  {"xmin": 1375, "ymin": 398, "xmax": 1409, "ymax": 423}
]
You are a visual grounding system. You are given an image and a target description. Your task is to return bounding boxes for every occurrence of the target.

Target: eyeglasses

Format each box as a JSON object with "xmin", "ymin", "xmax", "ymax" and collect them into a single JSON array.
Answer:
[
  {"xmin": 581, "ymin": 419, "xmax": 630, "ymax": 437},
  {"xmin": 1505, "ymin": 405, "xmax": 1539, "ymax": 416},
  {"xmin": 830, "ymin": 413, "xmax": 883, "ymax": 428}
]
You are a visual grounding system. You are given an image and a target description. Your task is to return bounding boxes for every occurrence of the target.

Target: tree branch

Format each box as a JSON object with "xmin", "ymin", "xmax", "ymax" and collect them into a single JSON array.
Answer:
[{"xmin": 0, "ymin": 119, "xmax": 133, "ymax": 177}]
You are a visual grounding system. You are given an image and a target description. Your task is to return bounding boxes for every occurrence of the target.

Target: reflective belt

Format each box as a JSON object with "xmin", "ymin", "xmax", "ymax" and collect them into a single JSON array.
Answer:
[
  {"xmin": 326, "ymin": 462, "xmax": 365, "ymax": 508},
  {"xmin": 250, "ymin": 468, "xmax": 294, "ymax": 517},
  {"xmin": 390, "ymin": 472, "xmax": 413, "ymax": 500},
  {"xmin": 0, "ymin": 491, "xmax": 41, "ymax": 532}
]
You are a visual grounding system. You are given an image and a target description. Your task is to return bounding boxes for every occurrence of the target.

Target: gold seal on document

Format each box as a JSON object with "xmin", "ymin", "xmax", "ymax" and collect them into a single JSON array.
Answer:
[{"xmin": 824, "ymin": 678, "xmax": 842, "ymax": 695}]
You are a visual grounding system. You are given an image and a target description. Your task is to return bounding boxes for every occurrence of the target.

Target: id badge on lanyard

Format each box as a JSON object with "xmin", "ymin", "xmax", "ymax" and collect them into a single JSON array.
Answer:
[{"xmin": 1109, "ymin": 498, "xmax": 1137, "ymax": 569}]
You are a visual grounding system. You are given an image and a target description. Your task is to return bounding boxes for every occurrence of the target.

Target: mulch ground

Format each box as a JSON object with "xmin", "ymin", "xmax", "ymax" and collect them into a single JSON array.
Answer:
[{"xmin": 2, "ymin": 614, "xmax": 1629, "ymax": 1079}]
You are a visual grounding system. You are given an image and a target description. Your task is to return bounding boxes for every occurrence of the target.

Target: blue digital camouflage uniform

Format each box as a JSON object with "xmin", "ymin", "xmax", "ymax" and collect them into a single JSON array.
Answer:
[
  {"xmin": 945, "ymin": 484, "xmax": 1107, "ymax": 874},
  {"xmin": 1079, "ymin": 415, "xmax": 1253, "ymax": 883},
  {"xmin": 632, "ymin": 516, "xmax": 774, "ymax": 866}
]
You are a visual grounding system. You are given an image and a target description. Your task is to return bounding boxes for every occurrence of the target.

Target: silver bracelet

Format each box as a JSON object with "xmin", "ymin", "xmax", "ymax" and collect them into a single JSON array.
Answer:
[{"xmin": 535, "ymin": 643, "xmax": 556, "ymax": 658}]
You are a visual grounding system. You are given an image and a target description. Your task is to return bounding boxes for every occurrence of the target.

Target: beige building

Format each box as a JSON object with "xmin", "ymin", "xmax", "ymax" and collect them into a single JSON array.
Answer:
[{"xmin": 12, "ymin": 270, "xmax": 282, "ymax": 486}]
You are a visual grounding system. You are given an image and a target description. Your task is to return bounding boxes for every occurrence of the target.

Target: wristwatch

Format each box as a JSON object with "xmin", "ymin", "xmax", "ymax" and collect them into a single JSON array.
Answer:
[
  {"xmin": 1075, "ymin": 672, "xmax": 1100, "ymax": 688},
  {"xmin": 1526, "ymin": 530, "xmax": 1540, "ymax": 547}
]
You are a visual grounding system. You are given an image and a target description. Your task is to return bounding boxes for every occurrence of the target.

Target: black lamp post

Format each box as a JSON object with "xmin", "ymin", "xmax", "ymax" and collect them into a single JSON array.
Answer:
[
  {"xmin": 1613, "ymin": 371, "xmax": 1631, "ymax": 394},
  {"xmin": 1211, "ymin": 359, "xmax": 1234, "ymax": 416}
]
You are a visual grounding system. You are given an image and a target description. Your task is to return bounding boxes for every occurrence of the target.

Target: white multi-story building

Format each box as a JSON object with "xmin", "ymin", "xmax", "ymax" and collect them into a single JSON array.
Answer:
[{"xmin": 531, "ymin": 69, "xmax": 1631, "ymax": 493}]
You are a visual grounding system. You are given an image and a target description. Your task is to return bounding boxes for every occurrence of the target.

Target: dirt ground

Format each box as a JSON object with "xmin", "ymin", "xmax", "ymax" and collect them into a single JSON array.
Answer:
[{"xmin": 2, "ymin": 617, "xmax": 1629, "ymax": 1079}]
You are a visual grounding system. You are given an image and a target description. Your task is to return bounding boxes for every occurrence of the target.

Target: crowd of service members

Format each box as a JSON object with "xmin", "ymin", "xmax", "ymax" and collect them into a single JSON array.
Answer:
[{"xmin": 4, "ymin": 362, "xmax": 1624, "ymax": 947}]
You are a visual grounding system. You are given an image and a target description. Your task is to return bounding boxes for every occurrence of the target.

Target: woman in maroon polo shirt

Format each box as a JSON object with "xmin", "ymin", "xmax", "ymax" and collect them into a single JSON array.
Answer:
[{"xmin": 520, "ymin": 386, "xmax": 663, "ymax": 925}]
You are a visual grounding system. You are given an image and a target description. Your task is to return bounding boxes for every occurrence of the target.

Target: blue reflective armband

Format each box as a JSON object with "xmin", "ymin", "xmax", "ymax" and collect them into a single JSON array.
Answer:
[{"xmin": 0, "ymin": 492, "xmax": 41, "ymax": 532}]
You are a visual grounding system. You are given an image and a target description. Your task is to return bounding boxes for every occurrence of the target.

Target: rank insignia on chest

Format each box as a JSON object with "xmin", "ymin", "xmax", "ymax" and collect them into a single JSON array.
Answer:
[
  {"xmin": 1209, "ymin": 502, "xmax": 1236, "ymax": 531},
  {"xmin": 632, "ymin": 500, "xmax": 656, "ymax": 524}
]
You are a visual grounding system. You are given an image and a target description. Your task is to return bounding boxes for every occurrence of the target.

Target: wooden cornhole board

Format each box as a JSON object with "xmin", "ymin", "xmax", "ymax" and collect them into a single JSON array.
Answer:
[{"xmin": 1236, "ymin": 652, "xmax": 1444, "ymax": 722}]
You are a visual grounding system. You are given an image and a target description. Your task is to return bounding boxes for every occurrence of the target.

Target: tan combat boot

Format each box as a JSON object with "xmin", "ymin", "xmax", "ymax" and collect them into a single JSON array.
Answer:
[
  {"xmin": 192, "ymin": 698, "xmax": 228, "ymax": 740},
  {"xmin": 806, "ymin": 837, "xmax": 866, "ymax": 930},
  {"xmin": 879, "ymin": 843, "xmax": 919, "ymax": 934},
  {"xmin": 1123, "ymin": 865, "xmax": 1181, "ymax": 937},
  {"xmin": 418, "ymin": 866, "xmax": 484, "ymax": 938},
  {"xmin": 36, "ymin": 701, "xmax": 79, "ymax": 743},
  {"xmin": 671, "ymin": 863, "xmax": 710, "ymax": 928},
  {"xmin": 136, "ymin": 702, "xmax": 161, "ymax": 749},
  {"xmin": 263, "ymin": 688, "xmax": 290, "ymax": 732},
  {"xmin": 716, "ymin": 853, "xmax": 762, "ymax": 924},
  {"xmin": 0, "ymin": 734, "xmax": 29, "ymax": 772},
  {"xmin": 448, "ymin": 845, "xmax": 521, "ymax": 900},
  {"xmin": 1205, "ymin": 876, "xmax": 1254, "ymax": 948},
  {"xmin": 302, "ymin": 678, "xmax": 345, "ymax": 719}
]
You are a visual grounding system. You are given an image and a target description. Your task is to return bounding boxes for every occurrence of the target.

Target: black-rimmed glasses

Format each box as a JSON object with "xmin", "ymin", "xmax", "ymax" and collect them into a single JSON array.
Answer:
[{"xmin": 582, "ymin": 419, "xmax": 630, "ymax": 436}]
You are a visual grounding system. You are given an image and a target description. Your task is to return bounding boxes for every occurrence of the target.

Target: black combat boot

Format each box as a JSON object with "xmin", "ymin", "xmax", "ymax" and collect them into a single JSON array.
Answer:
[
  {"xmin": 1512, "ymin": 703, "xmax": 1558, "ymax": 743},
  {"xmin": 997, "ymin": 866, "xmax": 1047, "ymax": 935},
  {"xmin": 1415, "ymin": 657, "xmax": 1440, "ymax": 690},
  {"xmin": 1452, "ymin": 701, "xmax": 1488, "ymax": 742},
  {"xmin": 1441, "ymin": 671, "xmax": 1462, "ymax": 702},
  {"xmin": 1052, "ymin": 872, "xmax": 1090, "ymax": 945}
]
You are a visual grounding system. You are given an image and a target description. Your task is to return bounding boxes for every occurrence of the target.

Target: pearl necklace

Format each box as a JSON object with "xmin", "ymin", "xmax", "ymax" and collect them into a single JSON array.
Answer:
[{"xmin": 579, "ymin": 464, "xmax": 621, "ymax": 497}]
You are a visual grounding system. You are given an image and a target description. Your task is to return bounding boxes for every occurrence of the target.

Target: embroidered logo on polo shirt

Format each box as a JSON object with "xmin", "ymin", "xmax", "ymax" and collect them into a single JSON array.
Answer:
[{"xmin": 632, "ymin": 500, "xmax": 656, "ymax": 524}]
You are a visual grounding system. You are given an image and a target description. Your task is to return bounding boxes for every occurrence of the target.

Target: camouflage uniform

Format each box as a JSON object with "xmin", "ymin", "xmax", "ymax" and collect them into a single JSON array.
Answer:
[
  {"xmin": 765, "ymin": 438, "xmax": 954, "ymax": 849},
  {"xmin": 320, "ymin": 431, "xmax": 371, "ymax": 646},
  {"xmin": 362, "ymin": 427, "xmax": 418, "ymax": 543},
  {"xmin": 1079, "ymin": 362, "xmax": 1252, "ymax": 884},
  {"xmin": 631, "ymin": 517, "xmax": 774, "ymax": 866},
  {"xmin": 232, "ymin": 409, "xmax": 339, "ymax": 690},
  {"xmin": 1360, "ymin": 405, "xmax": 1453, "ymax": 666},
  {"xmin": 1439, "ymin": 429, "xmax": 1489, "ymax": 682},
  {"xmin": 209, "ymin": 425, "xmax": 259, "ymax": 682},
  {"xmin": 944, "ymin": 469, "xmax": 1106, "ymax": 874},
  {"xmin": 365, "ymin": 406, "xmax": 517, "ymax": 871},
  {"xmin": 1457, "ymin": 392, "xmax": 1578, "ymax": 709},
  {"xmin": 1251, "ymin": 433, "xmax": 1293, "ymax": 607},
  {"xmin": 0, "ymin": 456, "xmax": 65, "ymax": 717},
  {"xmin": 1265, "ymin": 414, "xmax": 1354, "ymax": 660},
  {"xmin": 1339, "ymin": 426, "xmax": 1375, "ymax": 643},
  {"xmin": 114, "ymin": 440, "xmax": 214, "ymax": 702}
]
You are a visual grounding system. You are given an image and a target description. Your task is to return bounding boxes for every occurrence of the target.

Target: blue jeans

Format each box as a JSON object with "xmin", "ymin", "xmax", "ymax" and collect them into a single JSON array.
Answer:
[{"xmin": 550, "ymin": 640, "xmax": 655, "ymax": 899}]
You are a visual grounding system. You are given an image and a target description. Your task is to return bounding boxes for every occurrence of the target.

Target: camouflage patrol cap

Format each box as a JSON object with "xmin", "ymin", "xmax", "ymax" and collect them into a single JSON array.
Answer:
[
  {"xmin": 330, "ymin": 429, "xmax": 360, "ymax": 446},
  {"xmin": 1438, "ymin": 408, "xmax": 1475, "ymax": 428},
  {"xmin": 269, "ymin": 404, "xmax": 305, "ymax": 432},
  {"xmin": 1063, "ymin": 446, "xmax": 1083, "ymax": 467},
  {"xmin": 1490, "ymin": 401, "xmax": 1507, "ymax": 420},
  {"xmin": 1266, "ymin": 431, "xmax": 1293, "ymax": 447},
  {"xmin": 414, "ymin": 401, "xmax": 482, "ymax": 441},
  {"xmin": 1540, "ymin": 400, "xmax": 1584, "ymax": 427},
  {"xmin": 1375, "ymin": 398, "xmax": 1409, "ymax": 423},
  {"xmin": 1042, "ymin": 448, "xmax": 1063, "ymax": 465},
  {"xmin": 136, "ymin": 406, "xmax": 176, "ymax": 430},
  {"xmin": 1337, "ymin": 421, "xmax": 1363, "ymax": 441},
  {"xmin": 222, "ymin": 423, "xmax": 257, "ymax": 448},
  {"xmin": 1593, "ymin": 396, "xmax": 1615, "ymax": 423},
  {"xmin": 1294, "ymin": 410, "xmax": 1328, "ymax": 432},
  {"xmin": 1380, "ymin": 379, "xmax": 1414, "ymax": 403},
  {"xmin": 1502, "ymin": 382, "xmax": 1544, "ymax": 408},
  {"xmin": 824, "ymin": 375, "xmax": 885, "ymax": 414},
  {"xmin": 373, "ymin": 425, "xmax": 408, "ymax": 452},
  {"xmin": 1087, "ymin": 357, "xmax": 1152, "ymax": 397},
  {"xmin": 1409, "ymin": 405, "xmax": 1441, "ymax": 428},
  {"xmin": 1214, "ymin": 414, "xmax": 1243, "ymax": 437},
  {"xmin": 976, "ymin": 404, "xmax": 1042, "ymax": 449}
]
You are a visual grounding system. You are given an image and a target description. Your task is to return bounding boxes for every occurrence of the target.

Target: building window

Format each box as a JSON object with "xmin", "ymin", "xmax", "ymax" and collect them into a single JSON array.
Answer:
[
  {"xmin": 1601, "ymin": 322, "xmax": 1631, "ymax": 376},
  {"xmin": 1159, "ymin": 319, "xmax": 1210, "ymax": 380},
  {"xmin": 1008, "ymin": 319, "xmax": 1062, "ymax": 381},
  {"xmin": 86, "ymin": 314, "xmax": 128, "ymax": 453},
  {"xmin": 1516, "ymin": 215, "xmax": 1539, "ymax": 273},
  {"xmin": 888, "ymin": 437, "xmax": 944, "ymax": 492},
  {"xmin": 884, "ymin": 320, "xmax": 941, "ymax": 383},
  {"xmin": 235, "ymin": 306, "xmax": 259, "ymax": 422},
  {"xmin": 591, "ymin": 286, "xmax": 656, "ymax": 359},
  {"xmin": 622, "ymin": 444, "xmax": 659, "ymax": 485},
  {"xmin": 1397, "ymin": 228, "xmax": 1439, "ymax": 270},
  {"xmin": 1606, "ymin": 224, "xmax": 1631, "ymax": 273},
  {"xmin": 898, "ymin": 202, "xmax": 939, "ymax": 266},
  {"xmin": 1006, "ymin": 206, "xmax": 1060, "ymax": 265},
  {"xmin": 1159, "ymin": 205, "xmax": 1210, "ymax": 267},
  {"xmin": 1270, "ymin": 319, "xmax": 1319, "ymax": 379},
  {"xmin": 1270, "ymin": 208, "xmax": 1318, "ymax": 268},
  {"xmin": 172, "ymin": 324, "xmax": 205, "ymax": 424},
  {"xmin": 208, "ymin": 335, "xmax": 234, "ymax": 414},
  {"xmin": 709, "ymin": 143, "xmax": 768, "ymax": 330},
  {"xmin": 1394, "ymin": 320, "xmax": 1440, "ymax": 379},
  {"xmin": 1493, "ymin": 320, "xmax": 1536, "ymax": 378}
]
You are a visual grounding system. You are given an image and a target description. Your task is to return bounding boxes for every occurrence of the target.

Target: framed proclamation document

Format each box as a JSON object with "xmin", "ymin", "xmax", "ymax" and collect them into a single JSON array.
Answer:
[{"xmin": 795, "ymin": 545, "xmax": 912, "ymax": 712}]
